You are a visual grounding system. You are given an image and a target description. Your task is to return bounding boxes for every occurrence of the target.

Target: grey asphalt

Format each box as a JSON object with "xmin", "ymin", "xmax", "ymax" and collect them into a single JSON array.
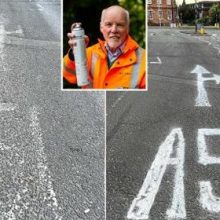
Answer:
[
  {"xmin": 106, "ymin": 27, "xmax": 220, "ymax": 220},
  {"xmin": 0, "ymin": 1, "xmax": 104, "ymax": 220}
]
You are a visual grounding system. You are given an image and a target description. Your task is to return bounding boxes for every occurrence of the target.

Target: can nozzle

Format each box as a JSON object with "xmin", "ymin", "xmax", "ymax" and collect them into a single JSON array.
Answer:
[{"xmin": 72, "ymin": 22, "xmax": 82, "ymax": 31}]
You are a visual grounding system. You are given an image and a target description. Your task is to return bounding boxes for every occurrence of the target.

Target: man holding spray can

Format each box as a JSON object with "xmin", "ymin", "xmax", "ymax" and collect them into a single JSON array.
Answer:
[{"xmin": 63, "ymin": 5, "xmax": 146, "ymax": 89}]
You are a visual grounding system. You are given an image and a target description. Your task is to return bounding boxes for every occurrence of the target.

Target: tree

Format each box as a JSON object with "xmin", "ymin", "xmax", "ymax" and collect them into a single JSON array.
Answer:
[
  {"xmin": 209, "ymin": 3, "xmax": 220, "ymax": 24},
  {"xmin": 178, "ymin": 4, "xmax": 195, "ymax": 24},
  {"xmin": 118, "ymin": 0, "xmax": 145, "ymax": 48}
]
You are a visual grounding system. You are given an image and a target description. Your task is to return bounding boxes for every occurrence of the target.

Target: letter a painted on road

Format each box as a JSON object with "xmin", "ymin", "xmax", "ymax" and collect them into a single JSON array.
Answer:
[{"xmin": 127, "ymin": 128, "xmax": 186, "ymax": 219}]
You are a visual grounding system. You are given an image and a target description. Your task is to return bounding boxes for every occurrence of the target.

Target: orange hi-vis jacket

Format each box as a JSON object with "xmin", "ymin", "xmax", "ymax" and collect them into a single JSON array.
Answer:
[{"xmin": 63, "ymin": 35, "xmax": 146, "ymax": 89}]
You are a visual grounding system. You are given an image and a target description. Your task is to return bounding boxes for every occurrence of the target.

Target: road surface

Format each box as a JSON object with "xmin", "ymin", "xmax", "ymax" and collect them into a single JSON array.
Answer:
[{"xmin": 106, "ymin": 27, "xmax": 220, "ymax": 220}]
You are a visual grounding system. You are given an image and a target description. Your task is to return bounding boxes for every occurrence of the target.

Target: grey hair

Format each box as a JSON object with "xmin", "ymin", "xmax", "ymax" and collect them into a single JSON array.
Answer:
[{"xmin": 100, "ymin": 5, "xmax": 130, "ymax": 25}]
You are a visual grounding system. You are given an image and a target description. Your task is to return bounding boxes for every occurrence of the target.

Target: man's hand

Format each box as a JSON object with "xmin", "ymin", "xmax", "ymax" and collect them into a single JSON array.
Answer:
[{"xmin": 67, "ymin": 23, "xmax": 89, "ymax": 49}]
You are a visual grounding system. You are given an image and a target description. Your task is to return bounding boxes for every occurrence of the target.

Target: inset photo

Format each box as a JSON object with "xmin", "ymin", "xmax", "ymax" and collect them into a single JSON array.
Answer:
[{"xmin": 62, "ymin": 1, "xmax": 147, "ymax": 90}]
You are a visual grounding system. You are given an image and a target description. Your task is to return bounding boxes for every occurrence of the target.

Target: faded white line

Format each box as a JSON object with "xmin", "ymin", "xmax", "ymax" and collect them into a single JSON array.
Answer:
[
  {"xmin": 0, "ymin": 103, "xmax": 16, "ymax": 111},
  {"xmin": 196, "ymin": 36, "xmax": 220, "ymax": 54},
  {"xmin": 127, "ymin": 128, "xmax": 186, "ymax": 219},
  {"xmin": 150, "ymin": 56, "xmax": 162, "ymax": 64},
  {"xmin": 199, "ymin": 181, "xmax": 220, "ymax": 212},
  {"xmin": 198, "ymin": 128, "xmax": 220, "ymax": 165},
  {"xmin": 0, "ymin": 24, "xmax": 5, "ymax": 58},
  {"xmin": 5, "ymin": 25, "xmax": 23, "ymax": 35},
  {"xmin": 0, "ymin": 106, "xmax": 62, "ymax": 219},
  {"xmin": 30, "ymin": 106, "xmax": 62, "ymax": 219},
  {"xmin": 111, "ymin": 92, "xmax": 127, "ymax": 109},
  {"xmin": 107, "ymin": 92, "xmax": 127, "ymax": 116},
  {"xmin": 2, "ymin": 35, "xmax": 60, "ymax": 49},
  {"xmin": 37, "ymin": 3, "xmax": 44, "ymax": 11},
  {"xmin": 0, "ymin": 24, "xmax": 8, "ymax": 71}
]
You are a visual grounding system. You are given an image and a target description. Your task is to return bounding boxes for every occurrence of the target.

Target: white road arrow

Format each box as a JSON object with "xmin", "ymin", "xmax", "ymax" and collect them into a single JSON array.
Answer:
[{"xmin": 191, "ymin": 65, "xmax": 220, "ymax": 107}]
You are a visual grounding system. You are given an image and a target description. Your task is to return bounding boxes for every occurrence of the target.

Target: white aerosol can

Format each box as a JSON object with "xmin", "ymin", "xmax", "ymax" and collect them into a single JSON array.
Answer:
[{"xmin": 72, "ymin": 23, "xmax": 89, "ymax": 86}]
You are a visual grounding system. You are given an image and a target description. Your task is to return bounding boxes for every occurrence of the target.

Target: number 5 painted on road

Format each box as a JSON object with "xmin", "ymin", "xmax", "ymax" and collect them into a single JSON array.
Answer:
[{"xmin": 198, "ymin": 128, "xmax": 220, "ymax": 213}]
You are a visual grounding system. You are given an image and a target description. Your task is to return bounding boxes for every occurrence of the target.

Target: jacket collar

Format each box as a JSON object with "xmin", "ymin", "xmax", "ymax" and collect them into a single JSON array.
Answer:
[{"xmin": 97, "ymin": 35, "xmax": 139, "ymax": 57}]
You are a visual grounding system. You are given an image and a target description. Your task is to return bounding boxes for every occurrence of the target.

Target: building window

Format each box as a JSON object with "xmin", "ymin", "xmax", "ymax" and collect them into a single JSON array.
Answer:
[
  {"xmin": 167, "ymin": 0, "xmax": 171, "ymax": 5},
  {"xmin": 148, "ymin": 10, "xmax": 153, "ymax": 20},
  {"xmin": 157, "ymin": 0, "xmax": 162, "ymax": 5},
  {"xmin": 148, "ymin": 0, "xmax": 152, "ymax": 4},
  {"xmin": 167, "ymin": 10, "xmax": 172, "ymax": 20},
  {"xmin": 158, "ymin": 10, "xmax": 163, "ymax": 18}
]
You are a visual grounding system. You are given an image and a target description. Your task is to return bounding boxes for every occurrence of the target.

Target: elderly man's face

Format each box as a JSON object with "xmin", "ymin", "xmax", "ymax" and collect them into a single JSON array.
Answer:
[{"xmin": 100, "ymin": 7, "xmax": 129, "ymax": 52}]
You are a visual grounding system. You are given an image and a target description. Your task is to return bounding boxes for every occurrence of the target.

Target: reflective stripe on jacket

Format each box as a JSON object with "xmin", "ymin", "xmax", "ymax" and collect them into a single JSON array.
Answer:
[{"xmin": 63, "ymin": 35, "xmax": 146, "ymax": 89}]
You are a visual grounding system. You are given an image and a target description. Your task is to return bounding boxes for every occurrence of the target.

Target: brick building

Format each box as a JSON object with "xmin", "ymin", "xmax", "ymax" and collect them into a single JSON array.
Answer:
[{"xmin": 148, "ymin": 0, "xmax": 178, "ymax": 26}]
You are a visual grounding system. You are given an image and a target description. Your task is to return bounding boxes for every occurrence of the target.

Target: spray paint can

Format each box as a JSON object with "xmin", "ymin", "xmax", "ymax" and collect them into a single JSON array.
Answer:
[{"xmin": 72, "ymin": 23, "xmax": 89, "ymax": 86}]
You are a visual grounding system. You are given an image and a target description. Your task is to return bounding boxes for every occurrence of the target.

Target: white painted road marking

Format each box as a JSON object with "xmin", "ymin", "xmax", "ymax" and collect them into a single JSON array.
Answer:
[
  {"xmin": 107, "ymin": 92, "xmax": 128, "ymax": 116},
  {"xmin": 0, "ymin": 103, "xmax": 16, "ymax": 111},
  {"xmin": 198, "ymin": 129, "xmax": 220, "ymax": 214},
  {"xmin": 111, "ymin": 92, "xmax": 127, "ymax": 108},
  {"xmin": 198, "ymin": 128, "xmax": 220, "ymax": 165},
  {"xmin": 196, "ymin": 36, "xmax": 220, "ymax": 54},
  {"xmin": 199, "ymin": 181, "xmax": 220, "ymax": 213},
  {"xmin": 37, "ymin": 4, "xmax": 44, "ymax": 11},
  {"xmin": 191, "ymin": 65, "xmax": 220, "ymax": 107},
  {"xmin": 149, "ymin": 56, "xmax": 162, "ymax": 64},
  {"xmin": 0, "ymin": 24, "xmax": 23, "ymax": 36},
  {"xmin": 5, "ymin": 25, "xmax": 23, "ymax": 35},
  {"xmin": 0, "ymin": 106, "xmax": 62, "ymax": 219},
  {"xmin": 127, "ymin": 128, "xmax": 186, "ymax": 219},
  {"xmin": 30, "ymin": 106, "xmax": 62, "ymax": 219},
  {"xmin": 0, "ymin": 23, "xmax": 23, "ymax": 71},
  {"xmin": 0, "ymin": 24, "xmax": 6, "ymax": 72}
]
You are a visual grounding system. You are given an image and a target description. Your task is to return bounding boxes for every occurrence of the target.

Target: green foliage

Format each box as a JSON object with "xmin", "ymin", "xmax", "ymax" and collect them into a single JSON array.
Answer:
[
  {"xmin": 178, "ymin": 5, "xmax": 195, "ymax": 24},
  {"xmin": 118, "ymin": 0, "xmax": 145, "ymax": 48},
  {"xmin": 197, "ymin": 16, "xmax": 211, "ymax": 26},
  {"xmin": 209, "ymin": 3, "xmax": 220, "ymax": 23}
]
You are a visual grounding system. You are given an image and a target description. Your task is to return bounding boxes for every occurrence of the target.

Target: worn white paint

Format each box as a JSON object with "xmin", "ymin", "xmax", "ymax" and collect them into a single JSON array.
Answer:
[
  {"xmin": 5, "ymin": 26, "xmax": 23, "ymax": 35},
  {"xmin": 0, "ymin": 24, "xmax": 23, "ymax": 36},
  {"xmin": 199, "ymin": 181, "xmax": 220, "ymax": 213},
  {"xmin": 111, "ymin": 92, "xmax": 127, "ymax": 109},
  {"xmin": 197, "ymin": 35, "xmax": 220, "ymax": 54},
  {"xmin": 150, "ymin": 56, "xmax": 162, "ymax": 64},
  {"xmin": 37, "ymin": 4, "xmax": 44, "ymax": 11},
  {"xmin": 166, "ymin": 128, "xmax": 186, "ymax": 219},
  {"xmin": 198, "ymin": 128, "xmax": 220, "ymax": 165},
  {"xmin": 84, "ymin": 209, "xmax": 90, "ymax": 214},
  {"xmin": 0, "ymin": 103, "xmax": 16, "ymax": 111},
  {"xmin": 0, "ymin": 24, "xmax": 5, "ymax": 69},
  {"xmin": 127, "ymin": 128, "xmax": 186, "ymax": 219},
  {"xmin": 0, "ymin": 107, "xmax": 62, "ymax": 219},
  {"xmin": 0, "ymin": 24, "xmax": 9, "ymax": 71},
  {"xmin": 191, "ymin": 65, "xmax": 220, "ymax": 107},
  {"xmin": 198, "ymin": 129, "xmax": 220, "ymax": 214},
  {"xmin": 30, "ymin": 106, "xmax": 61, "ymax": 218}
]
